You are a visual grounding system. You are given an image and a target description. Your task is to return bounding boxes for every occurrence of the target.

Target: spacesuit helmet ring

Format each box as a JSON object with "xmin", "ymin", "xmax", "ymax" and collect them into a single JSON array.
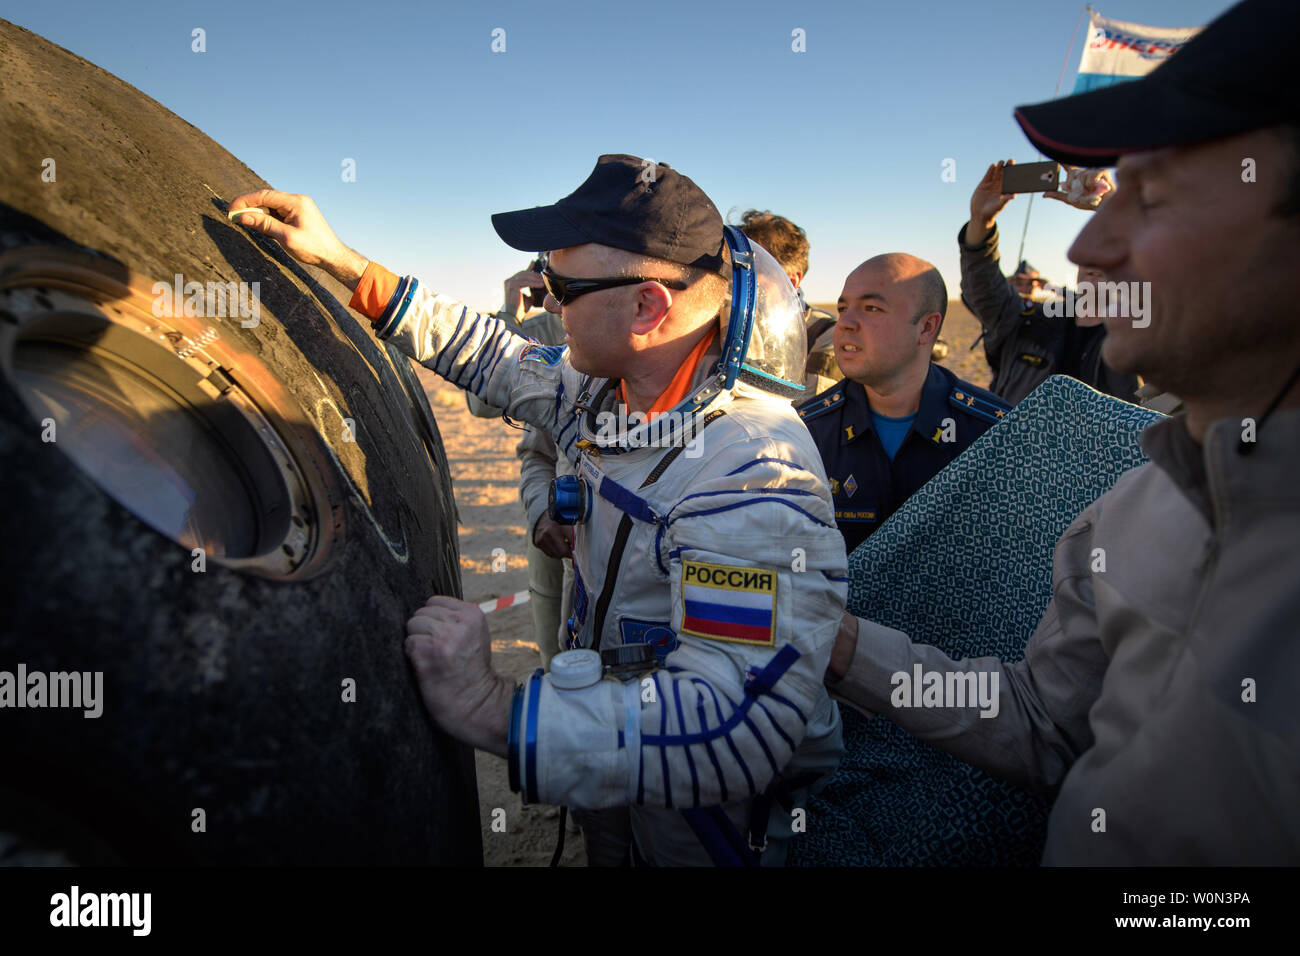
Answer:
[{"xmin": 718, "ymin": 226, "xmax": 807, "ymax": 399}]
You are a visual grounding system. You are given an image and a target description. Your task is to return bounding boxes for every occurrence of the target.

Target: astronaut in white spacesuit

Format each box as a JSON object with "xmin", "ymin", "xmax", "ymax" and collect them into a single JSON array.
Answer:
[{"xmin": 229, "ymin": 154, "xmax": 848, "ymax": 866}]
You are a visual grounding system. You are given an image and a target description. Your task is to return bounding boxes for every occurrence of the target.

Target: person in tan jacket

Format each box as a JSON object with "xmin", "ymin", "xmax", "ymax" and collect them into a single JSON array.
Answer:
[{"xmin": 826, "ymin": 0, "xmax": 1300, "ymax": 864}]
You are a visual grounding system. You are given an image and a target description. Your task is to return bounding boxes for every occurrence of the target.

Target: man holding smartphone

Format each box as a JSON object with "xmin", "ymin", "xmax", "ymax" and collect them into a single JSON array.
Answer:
[{"xmin": 959, "ymin": 160, "xmax": 1138, "ymax": 405}]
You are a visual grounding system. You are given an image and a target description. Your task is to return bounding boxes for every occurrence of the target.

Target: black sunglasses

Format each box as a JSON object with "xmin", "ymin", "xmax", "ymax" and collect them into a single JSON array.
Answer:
[{"xmin": 540, "ymin": 267, "xmax": 688, "ymax": 306}]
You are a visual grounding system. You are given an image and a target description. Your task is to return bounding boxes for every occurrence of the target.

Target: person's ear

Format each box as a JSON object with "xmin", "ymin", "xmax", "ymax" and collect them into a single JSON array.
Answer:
[
  {"xmin": 789, "ymin": 270, "xmax": 804, "ymax": 288},
  {"xmin": 629, "ymin": 281, "xmax": 674, "ymax": 336},
  {"xmin": 917, "ymin": 312, "xmax": 942, "ymax": 346}
]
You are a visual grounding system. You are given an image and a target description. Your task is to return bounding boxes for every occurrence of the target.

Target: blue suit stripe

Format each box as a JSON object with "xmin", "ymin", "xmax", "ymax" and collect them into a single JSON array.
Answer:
[
  {"xmin": 667, "ymin": 498, "xmax": 836, "ymax": 531},
  {"xmin": 656, "ymin": 673, "xmax": 672, "ymax": 809},
  {"xmin": 524, "ymin": 670, "xmax": 543, "ymax": 804},
  {"xmin": 552, "ymin": 387, "xmax": 569, "ymax": 432},
  {"xmin": 636, "ymin": 743, "xmax": 646, "ymax": 806},
  {"xmin": 666, "ymin": 486, "xmax": 824, "ymax": 523},
  {"xmin": 760, "ymin": 689, "xmax": 808, "ymax": 723},
  {"xmin": 725, "ymin": 458, "xmax": 815, "ymax": 477},
  {"xmin": 697, "ymin": 681, "xmax": 756, "ymax": 798},
  {"xmin": 692, "ymin": 688, "xmax": 728, "ymax": 804},
  {"xmin": 553, "ymin": 416, "xmax": 579, "ymax": 450},
  {"xmin": 481, "ymin": 324, "xmax": 513, "ymax": 393},
  {"xmin": 640, "ymin": 650, "xmax": 802, "ymax": 803},
  {"xmin": 641, "ymin": 688, "xmax": 757, "ymax": 746},
  {"xmin": 741, "ymin": 713, "xmax": 780, "ymax": 776},
  {"xmin": 433, "ymin": 308, "xmax": 467, "ymax": 380},
  {"xmin": 672, "ymin": 680, "xmax": 700, "ymax": 807},
  {"xmin": 754, "ymin": 699, "xmax": 796, "ymax": 751},
  {"xmin": 467, "ymin": 317, "xmax": 508, "ymax": 393},
  {"xmin": 460, "ymin": 315, "xmax": 494, "ymax": 391},
  {"xmin": 448, "ymin": 310, "xmax": 482, "ymax": 388}
]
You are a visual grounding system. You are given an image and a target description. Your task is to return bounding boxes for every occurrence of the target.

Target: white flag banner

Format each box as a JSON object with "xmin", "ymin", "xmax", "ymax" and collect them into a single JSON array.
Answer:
[{"xmin": 1074, "ymin": 9, "xmax": 1203, "ymax": 93}]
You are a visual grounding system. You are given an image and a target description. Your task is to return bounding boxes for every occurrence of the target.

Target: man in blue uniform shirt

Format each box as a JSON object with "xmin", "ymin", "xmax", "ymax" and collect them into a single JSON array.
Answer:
[{"xmin": 798, "ymin": 253, "xmax": 1009, "ymax": 552}]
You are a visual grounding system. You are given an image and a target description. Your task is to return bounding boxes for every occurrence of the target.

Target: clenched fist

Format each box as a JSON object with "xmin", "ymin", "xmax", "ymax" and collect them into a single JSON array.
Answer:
[{"xmin": 405, "ymin": 596, "xmax": 514, "ymax": 756}]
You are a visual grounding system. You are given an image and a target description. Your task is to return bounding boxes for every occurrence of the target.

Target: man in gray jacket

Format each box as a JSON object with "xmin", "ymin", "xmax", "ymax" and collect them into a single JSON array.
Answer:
[{"xmin": 827, "ymin": 0, "xmax": 1300, "ymax": 864}]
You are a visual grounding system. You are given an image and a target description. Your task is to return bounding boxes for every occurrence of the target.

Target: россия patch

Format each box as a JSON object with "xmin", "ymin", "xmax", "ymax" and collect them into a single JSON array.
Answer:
[{"xmin": 679, "ymin": 559, "xmax": 777, "ymax": 646}]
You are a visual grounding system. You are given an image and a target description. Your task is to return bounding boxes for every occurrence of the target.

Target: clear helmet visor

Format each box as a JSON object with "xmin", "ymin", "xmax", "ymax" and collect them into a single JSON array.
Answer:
[{"xmin": 723, "ymin": 240, "xmax": 807, "ymax": 398}]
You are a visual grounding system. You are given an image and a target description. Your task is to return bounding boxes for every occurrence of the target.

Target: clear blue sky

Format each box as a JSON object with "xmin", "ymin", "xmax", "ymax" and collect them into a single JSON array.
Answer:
[{"xmin": 5, "ymin": 0, "xmax": 1233, "ymax": 315}]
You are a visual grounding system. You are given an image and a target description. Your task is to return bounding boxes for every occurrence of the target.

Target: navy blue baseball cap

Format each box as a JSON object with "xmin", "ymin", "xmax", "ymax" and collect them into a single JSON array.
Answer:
[
  {"xmin": 491, "ymin": 154, "xmax": 727, "ymax": 274},
  {"xmin": 1015, "ymin": 0, "xmax": 1298, "ymax": 167}
]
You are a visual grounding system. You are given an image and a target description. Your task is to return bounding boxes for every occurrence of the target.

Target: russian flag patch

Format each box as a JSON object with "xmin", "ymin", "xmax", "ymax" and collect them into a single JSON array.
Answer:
[{"xmin": 680, "ymin": 559, "xmax": 777, "ymax": 647}]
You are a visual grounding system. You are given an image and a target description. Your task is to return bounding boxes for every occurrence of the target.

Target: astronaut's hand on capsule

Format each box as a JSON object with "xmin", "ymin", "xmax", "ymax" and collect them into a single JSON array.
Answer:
[
  {"xmin": 405, "ymin": 596, "xmax": 514, "ymax": 756},
  {"xmin": 228, "ymin": 189, "xmax": 369, "ymax": 290}
]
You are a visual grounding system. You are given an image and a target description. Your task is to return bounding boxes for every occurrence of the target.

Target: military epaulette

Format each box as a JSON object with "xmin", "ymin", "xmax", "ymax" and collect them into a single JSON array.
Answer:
[
  {"xmin": 949, "ymin": 386, "xmax": 1010, "ymax": 425},
  {"xmin": 797, "ymin": 382, "xmax": 847, "ymax": 422}
]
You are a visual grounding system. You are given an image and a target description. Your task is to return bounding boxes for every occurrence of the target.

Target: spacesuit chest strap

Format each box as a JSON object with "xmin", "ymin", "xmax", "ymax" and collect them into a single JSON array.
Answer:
[
  {"xmin": 589, "ymin": 409, "xmax": 728, "ymax": 652},
  {"xmin": 588, "ymin": 471, "xmax": 660, "ymax": 525}
]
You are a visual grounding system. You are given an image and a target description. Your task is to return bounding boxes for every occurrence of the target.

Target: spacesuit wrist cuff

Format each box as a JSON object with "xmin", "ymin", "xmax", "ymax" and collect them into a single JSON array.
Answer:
[
  {"xmin": 507, "ymin": 683, "xmax": 524, "ymax": 795},
  {"xmin": 348, "ymin": 260, "xmax": 400, "ymax": 322},
  {"xmin": 508, "ymin": 668, "xmax": 545, "ymax": 803},
  {"xmin": 374, "ymin": 276, "xmax": 420, "ymax": 339}
]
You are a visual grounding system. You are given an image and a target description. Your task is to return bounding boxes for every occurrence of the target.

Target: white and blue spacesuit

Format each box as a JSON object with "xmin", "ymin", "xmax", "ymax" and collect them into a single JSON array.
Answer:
[{"xmin": 379, "ymin": 231, "xmax": 848, "ymax": 864}]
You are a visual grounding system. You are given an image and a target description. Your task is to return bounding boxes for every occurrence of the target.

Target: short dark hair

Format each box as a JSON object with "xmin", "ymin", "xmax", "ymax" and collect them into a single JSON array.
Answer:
[
  {"xmin": 913, "ymin": 268, "xmax": 948, "ymax": 326},
  {"xmin": 736, "ymin": 209, "xmax": 810, "ymax": 279}
]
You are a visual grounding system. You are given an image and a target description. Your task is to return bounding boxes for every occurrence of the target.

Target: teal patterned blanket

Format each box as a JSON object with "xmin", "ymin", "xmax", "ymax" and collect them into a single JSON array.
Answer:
[{"xmin": 791, "ymin": 376, "xmax": 1162, "ymax": 866}]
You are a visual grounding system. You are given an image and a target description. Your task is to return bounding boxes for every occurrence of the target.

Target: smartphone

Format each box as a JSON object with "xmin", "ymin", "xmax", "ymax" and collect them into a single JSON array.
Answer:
[
  {"xmin": 525, "ymin": 255, "xmax": 549, "ymax": 309},
  {"xmin": 1001, "ymin": 161, "xmax": 1060, "ymax": 194}
]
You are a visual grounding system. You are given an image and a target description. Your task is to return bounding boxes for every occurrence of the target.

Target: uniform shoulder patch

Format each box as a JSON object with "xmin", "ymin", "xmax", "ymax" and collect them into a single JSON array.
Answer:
[
  {"xmin": 797, "ymin": 382, "xmax": 846, "ymax": 422},
  {"xmin": 518, "ymin": 343, "xmax": 564, "ymax": 367},
  {"xmin": 949, "ymin": 384, "xmax": 1011, "ymax": 424},
  {"xmin": 619, "ymin": 618, "xmax": 679, "ymax": 666},
  {"xmin": 680, "ymin": 559, "xmax": 776, "ymax": 647}
]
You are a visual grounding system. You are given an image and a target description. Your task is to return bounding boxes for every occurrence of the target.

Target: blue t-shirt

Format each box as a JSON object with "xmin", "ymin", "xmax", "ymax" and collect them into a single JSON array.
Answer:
[{"xmin": 871, "ymin": 410, "xmax": 916, "ymax": 461}]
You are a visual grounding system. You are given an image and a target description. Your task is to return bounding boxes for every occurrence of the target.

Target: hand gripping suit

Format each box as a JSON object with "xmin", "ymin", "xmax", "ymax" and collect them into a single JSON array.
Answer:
[{"xmin": 375, "ymin": 274, "xmax": 847, "ymax": 865}]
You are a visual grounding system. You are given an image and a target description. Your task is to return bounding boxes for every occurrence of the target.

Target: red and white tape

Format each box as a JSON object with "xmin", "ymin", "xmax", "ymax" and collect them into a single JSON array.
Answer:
[{"xmin": 478, "ymin": 590, "xmax": 531, "ymax": 614}]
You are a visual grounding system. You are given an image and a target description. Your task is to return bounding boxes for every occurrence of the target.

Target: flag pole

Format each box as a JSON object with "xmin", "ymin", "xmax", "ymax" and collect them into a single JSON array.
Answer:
[{"xmin": 1015, "ymin": 3, "xmax": 1091, "ymax": 269}]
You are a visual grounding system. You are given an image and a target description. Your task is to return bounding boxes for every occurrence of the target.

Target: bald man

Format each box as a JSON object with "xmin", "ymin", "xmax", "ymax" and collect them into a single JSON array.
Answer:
[{"xmin": 797, "ymin": 254, "xmax": 1010, "ymax": 551}]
